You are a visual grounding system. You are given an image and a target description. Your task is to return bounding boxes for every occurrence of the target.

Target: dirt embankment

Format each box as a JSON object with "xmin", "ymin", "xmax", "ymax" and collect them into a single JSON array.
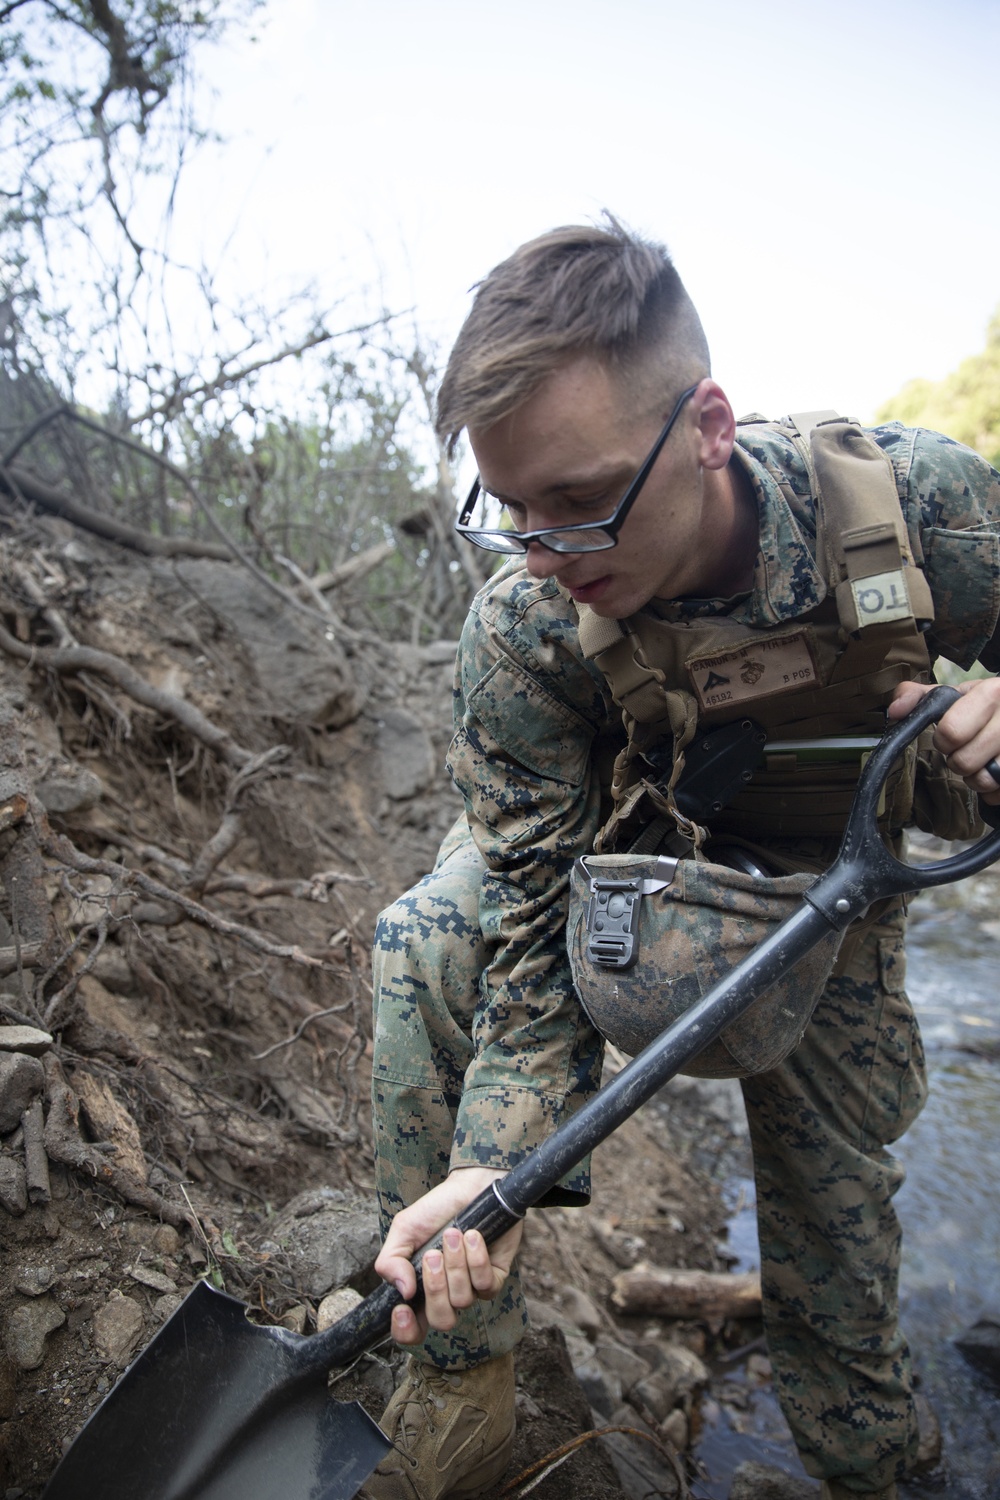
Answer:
[{"xmin": 0, "ymin": 511, "xmax": 753, "ymax": 1500}]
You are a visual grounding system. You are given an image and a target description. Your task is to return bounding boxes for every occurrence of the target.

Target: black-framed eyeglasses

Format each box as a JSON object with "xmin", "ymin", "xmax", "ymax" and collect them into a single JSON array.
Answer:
[{"xmin": 455, "ymin": 383, "xmax": 699, "ymax": 555}]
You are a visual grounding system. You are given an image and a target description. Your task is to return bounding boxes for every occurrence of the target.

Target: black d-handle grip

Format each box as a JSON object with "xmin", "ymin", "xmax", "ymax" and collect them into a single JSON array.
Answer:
[{"xmin": 805, "ymin": 683, "xmax": 1000, "ymax": 929}]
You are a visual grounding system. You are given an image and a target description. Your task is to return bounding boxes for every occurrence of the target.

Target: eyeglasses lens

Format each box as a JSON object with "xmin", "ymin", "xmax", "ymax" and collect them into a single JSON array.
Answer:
[{"xmin": 462, "ymin": 490, "xmax": 614, "ymax": 554}]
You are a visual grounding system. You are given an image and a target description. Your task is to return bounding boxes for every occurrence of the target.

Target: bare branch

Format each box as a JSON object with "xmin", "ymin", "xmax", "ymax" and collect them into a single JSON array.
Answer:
[
  {"xmin": 55, "ymin": 407, "xmax": 368, "ymax": 639},
  {"xmin": 312, "ymin": 540, "xmax": 395, "ymax": 593},
  {"xmin": 1, "ymin": 404, "xmax": 69, "ymax": 468},
  {"xmin": 129, "ymin": 317, "xmax": 398, "ymax": 426}
]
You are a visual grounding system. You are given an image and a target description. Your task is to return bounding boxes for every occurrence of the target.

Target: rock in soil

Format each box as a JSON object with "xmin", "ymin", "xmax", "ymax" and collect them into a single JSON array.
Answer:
[
  {"xmin": 913, "ymin": 1389, "xmax": 943, "ymax": 1470},
  {"xmin": 317, "ymin": 1286, "xmax": 363, "ymax": 1330},
  {"xmin": 955, "ymin": 1317, "xmax": 1000, "ymax": 1383},
  {"xmin": 92, "ymin": 1290, "xmax": 144, "ymax": 1367},
  {"xmin": 0, "ymin": 1028, "xmax": 53, "ymax": 1056},
  {"xmin": 729, "ymin": 1460, "xmax": 820, "ymax": 1499},
  {"xmin": 485, "ymin": 1325, "xmax": 631, "ymax": 1500},
  {"xmin": 603, "ymin": 1399, "xmax": 687, "ymax": 1500},
  {"xmin": 0, "ymin": 1054, "xmax": 44, "ymax": 1134},
  {"xmin": 264, "ymin": 1188, "xmax": 380, "ymax": 1300},
  {"xmin": 558, "ymin": 1284, "xmax": 603, "ymax": 1338},
  {"xmin": 0, "ymin": 1154, "xmax": 27, "ymax": 1216},
  {"xmin": 12, "ymin": 1267, "xmax": 55, "ymax": 1298},
  {"xmin": 5, "ymin": 1297, "xmax": 66, "ymax": 1371}
]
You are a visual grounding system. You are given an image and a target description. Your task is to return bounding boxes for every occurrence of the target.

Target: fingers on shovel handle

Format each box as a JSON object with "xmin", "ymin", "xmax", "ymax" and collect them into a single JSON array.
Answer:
[
  {"xmin": 452, "ymin": 1182, "xmax": 524, "ymax": 1243},
  {"xmin": 822, "ymin": 683, "xmax": 1000, "ymax": 915}
]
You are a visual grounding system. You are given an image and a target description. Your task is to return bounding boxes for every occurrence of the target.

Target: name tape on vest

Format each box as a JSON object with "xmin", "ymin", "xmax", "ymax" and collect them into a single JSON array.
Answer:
[
  {"xmin": 850, "ymin": 569, "xmax": 912, "ymax": 625},
  {"xmin": 688, "ymin": 630, "xmax": 819, "ymax": 712}
]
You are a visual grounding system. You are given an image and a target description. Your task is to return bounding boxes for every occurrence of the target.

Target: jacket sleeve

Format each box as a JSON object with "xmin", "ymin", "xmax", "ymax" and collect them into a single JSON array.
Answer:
[
  {"xmin": 878, "ymin": 424, "xmax": 1000, "ymax": 667},
  {"xmin": 444, "ymin": 569, "xmax": 611, "ymax": 1202}
]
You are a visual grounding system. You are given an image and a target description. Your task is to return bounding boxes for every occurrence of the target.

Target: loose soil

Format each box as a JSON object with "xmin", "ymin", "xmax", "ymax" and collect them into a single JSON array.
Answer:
[{"xmin": 0, "ymin": 513, "xmax": 752, "ymax": 1500}]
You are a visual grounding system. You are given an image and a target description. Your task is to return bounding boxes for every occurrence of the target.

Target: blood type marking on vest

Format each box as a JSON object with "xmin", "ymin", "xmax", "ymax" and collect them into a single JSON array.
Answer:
[{"xmin": 688, "ymin": 630, "xmax": 819, "ymax": 711}]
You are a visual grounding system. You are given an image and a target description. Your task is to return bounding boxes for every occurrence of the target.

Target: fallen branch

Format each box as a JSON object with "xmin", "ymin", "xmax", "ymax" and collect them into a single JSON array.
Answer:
[
  {"xmin": 312, "ymin": 541, "xmax": 395, "ymax": 594},
  {"xmin": 22, "ymin": 1099, "xmax": 51, "ymax": 1205},
  {"xmin": 0, "ymin": 461, "xmax": 233, "ymax": 560},
  {"xmin": 610, "ymin": 1265, "xmax": 762, "ymax": 1321}
]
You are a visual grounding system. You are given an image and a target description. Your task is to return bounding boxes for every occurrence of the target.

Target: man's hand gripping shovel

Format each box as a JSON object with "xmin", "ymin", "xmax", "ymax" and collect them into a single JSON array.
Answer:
[{"xmin": 41, "ymin": 685, "xmax": 1000, "ymax": 1500}]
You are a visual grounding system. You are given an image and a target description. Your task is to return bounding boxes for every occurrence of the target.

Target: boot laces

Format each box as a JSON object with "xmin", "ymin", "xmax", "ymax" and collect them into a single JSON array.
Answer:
[{"xmin": 396, "ymin": 1365, "xmax": 461, "ymax": 1451}]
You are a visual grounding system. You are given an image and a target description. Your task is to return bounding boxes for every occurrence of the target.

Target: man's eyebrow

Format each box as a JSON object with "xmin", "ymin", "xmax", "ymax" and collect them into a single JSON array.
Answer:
[{"xmin": 482, "ymin": 463, "xmax": 633, "ymax": 502}]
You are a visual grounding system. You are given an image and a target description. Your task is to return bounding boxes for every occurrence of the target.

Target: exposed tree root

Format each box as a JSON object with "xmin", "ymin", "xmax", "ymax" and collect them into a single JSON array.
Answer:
[
  {"xmin": 42, "ymin": 1054, "xmax": 193, "ymax": 1229},
  {"xmin": 0, "ymin": 621, "xmax": 257, "ymax": 769},
  {"xmin": 39, "ymin": 827, "xmax": 333, "ymax": 970}
]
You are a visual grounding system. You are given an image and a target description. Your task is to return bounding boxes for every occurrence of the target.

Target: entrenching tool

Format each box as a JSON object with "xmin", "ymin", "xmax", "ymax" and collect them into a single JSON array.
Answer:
[{"xmin": 41, "ymin": 684, "xmax": 1000, "ymax": 1500}]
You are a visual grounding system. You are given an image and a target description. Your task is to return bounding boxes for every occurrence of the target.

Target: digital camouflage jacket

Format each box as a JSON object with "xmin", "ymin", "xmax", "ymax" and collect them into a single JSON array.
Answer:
[{"xmin": 443, "ymin": 422, "xmax": 1000, "ymax": 1179}]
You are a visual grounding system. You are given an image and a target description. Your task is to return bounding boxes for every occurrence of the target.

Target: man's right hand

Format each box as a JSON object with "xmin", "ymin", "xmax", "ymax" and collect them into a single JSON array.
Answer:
[{"xmin": 375, "ymin": 1167, "xmax": 524, "ymax": 1346}]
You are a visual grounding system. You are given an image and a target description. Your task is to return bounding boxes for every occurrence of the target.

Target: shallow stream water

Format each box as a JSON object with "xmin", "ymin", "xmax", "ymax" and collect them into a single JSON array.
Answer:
[{"xmin": 690, "ymin": 860, "xmax": 1000, "ymax": 1499}]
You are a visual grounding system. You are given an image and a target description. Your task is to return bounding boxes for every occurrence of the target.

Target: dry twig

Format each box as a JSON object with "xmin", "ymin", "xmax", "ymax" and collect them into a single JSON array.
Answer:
[{"xmin": 500, "ymin": 1424, "xmax": 686, "ymax": 1499}]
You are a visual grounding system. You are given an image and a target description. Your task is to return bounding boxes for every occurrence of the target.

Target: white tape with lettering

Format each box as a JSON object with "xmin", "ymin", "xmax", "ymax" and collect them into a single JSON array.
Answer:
[{"xmin": 851, "ymin": 569, "xmax": 911, "ymax": 625}]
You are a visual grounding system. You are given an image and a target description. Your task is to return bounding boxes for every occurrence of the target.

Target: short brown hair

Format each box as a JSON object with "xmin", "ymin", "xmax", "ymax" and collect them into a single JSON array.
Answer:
[{"xmin": 436, "ymin": 215, "xmax": 710, "ymax": 455}]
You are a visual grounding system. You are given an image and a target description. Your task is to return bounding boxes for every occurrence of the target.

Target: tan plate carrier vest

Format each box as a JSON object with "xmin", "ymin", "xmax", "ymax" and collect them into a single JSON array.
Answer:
[{"xmin": 576, "ymin": 411, "xmax": 982, "ymax": 852}]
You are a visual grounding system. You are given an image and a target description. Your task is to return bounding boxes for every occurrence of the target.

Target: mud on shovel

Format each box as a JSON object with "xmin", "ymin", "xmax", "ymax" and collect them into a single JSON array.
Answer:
[{"xmin": 41, "ymin": 685, "xmax": 1000, "ymax": 1500}]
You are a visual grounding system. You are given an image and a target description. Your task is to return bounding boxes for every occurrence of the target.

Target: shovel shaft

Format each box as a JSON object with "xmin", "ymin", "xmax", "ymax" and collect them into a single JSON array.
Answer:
[
  {"xmin": 307, "ymin": 901, "xmax": 830, "ymax": 1368},
  {"xmin": 317, "ymin": 686, "xmax": 1000, "ymax": 1364},
  {"xmin": 477, "ymin": 902, "xmax": 831, "ymax": 1223}
]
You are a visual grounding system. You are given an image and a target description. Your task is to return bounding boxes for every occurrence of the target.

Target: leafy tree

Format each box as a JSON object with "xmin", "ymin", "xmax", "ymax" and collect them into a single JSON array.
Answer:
[{"xmin": 876, "ymin": 308, "xmax": 1000, "ymax": 469}]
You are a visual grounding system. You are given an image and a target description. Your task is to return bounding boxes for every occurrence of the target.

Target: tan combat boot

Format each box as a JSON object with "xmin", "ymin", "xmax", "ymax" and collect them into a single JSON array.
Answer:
[
  {"xmin": 820, "ymin": 1484, "xmax": 897, "ymax": 1500},
  {"xmin": 363, "ymin": 1352, "xmax": 516, "ymax": 1500}
]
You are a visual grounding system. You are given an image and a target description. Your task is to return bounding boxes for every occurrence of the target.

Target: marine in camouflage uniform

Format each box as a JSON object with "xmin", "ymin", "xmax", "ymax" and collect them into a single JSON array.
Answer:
[{"xmin": 372, "ymin": 420, "xmax": 1000, "ymax": 1492}]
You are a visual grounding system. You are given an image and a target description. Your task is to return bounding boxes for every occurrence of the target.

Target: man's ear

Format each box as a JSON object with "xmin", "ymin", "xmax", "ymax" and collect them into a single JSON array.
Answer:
[{"xmin": 692, "ymin": 380, "xmax": 736, "ymax": 471}]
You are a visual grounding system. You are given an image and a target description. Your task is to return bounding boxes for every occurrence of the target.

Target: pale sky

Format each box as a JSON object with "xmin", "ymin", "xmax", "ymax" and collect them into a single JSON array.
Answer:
[{"xmin": 177, "ymin": 0, "xmax": 999, "ymax": 437}]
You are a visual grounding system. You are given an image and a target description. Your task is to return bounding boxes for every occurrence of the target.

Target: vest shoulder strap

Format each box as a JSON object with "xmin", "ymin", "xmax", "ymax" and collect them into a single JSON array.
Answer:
[{"xmin": 753, "ymin": 411, "xmax": 936, "ymax": 635}]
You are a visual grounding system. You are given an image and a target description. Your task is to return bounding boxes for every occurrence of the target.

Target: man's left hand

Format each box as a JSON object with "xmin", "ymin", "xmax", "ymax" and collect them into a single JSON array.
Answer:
[
  {"xmin": 374, "ymin": 1168, "xmax": 523, "ymax": 1346},
  {"xmin": 889, "ymin": 677, "xmax": 1000, "ymax": 805}
]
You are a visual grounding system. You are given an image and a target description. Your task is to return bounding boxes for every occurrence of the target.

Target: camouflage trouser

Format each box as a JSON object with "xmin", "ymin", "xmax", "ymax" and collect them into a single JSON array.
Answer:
[
  {"xmin": 742, "ymin": 902, "xmax": 927, "ymax": 1493},
  {"xmin": 370, "ymin": 831, "xmax": 528, "ymax": 1371},
  {"xmin": 372, "ymin": 851, "xmax": 926, "ymax": 1491}
]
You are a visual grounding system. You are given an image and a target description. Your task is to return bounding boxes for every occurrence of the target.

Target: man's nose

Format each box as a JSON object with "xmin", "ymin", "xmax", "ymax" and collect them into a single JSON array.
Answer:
[{"xmin": 523, "ymin": 540, "xmax": 578, "ymax": 579}]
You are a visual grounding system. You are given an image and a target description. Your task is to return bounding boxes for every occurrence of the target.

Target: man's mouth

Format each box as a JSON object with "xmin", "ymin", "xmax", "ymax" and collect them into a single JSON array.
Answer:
[{"xmin": 562, "ymin": 574, "xmax": 611, "ymax": 604}]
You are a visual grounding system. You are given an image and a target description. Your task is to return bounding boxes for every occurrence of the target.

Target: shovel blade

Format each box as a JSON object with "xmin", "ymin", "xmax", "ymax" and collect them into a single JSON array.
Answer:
[{"xmin": 42, "ymin": 1280, "xmax": 390, "ymax": 1500}]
